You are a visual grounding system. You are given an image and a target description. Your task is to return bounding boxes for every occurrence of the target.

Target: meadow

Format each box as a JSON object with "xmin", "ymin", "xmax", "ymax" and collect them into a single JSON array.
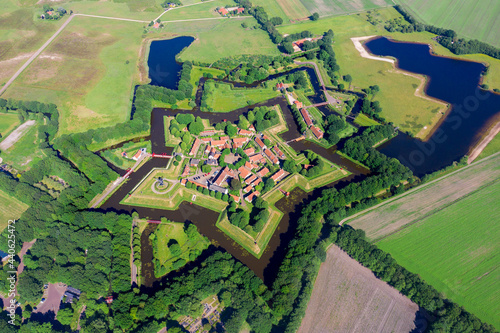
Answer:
[
  {"xmin": 0, "ymin": 189, "xmax": 29, "ymax": 232},
  {"xmin": 151, "ymin": 221, "xmax": 210, "ymax": 277},
  {"xmin": 160, "ymin": 0, "xmax": 235, "ymax": 21},
  {"xmin": 203, "ymin": 81, "xmax": 280, "ymax": 112},
  {"xmin": 3, "ymin": 16, "xmax": 145, "ymax": 135},
  {"xmin": 251, "ymin": 0, "xmax": 290, "ymax": 23},
  {"xmin": 354, "ymin": 113, "xmax": 381, "ymax": 126},
  {"xmin": 299, "ymin": 0, "xmax": 394, "ymax": 18},
  {"xmin": 376, "ymin": 182, "xmax": 500, "ymax": 329},
  {"xmin": 0, "ymin": 122, "xmax": 47, "ymax": 171},
  {"xmin": 278, "ymin": 7, "xmax": 500, "ymax": 137},
  {"xmin": 395, "ymin": 0, "xmax": 500, "ymax": 48},
  {"xmin": 0, "ymin": 113, "xmax": 20, "ymax": 137},
  {"xmin": 275, "ymin": 0, "xmax": 310, "ymax": 20},
  {"xmin": 299, "ymin": 245, "xmax": 419, "ymax": 333}
]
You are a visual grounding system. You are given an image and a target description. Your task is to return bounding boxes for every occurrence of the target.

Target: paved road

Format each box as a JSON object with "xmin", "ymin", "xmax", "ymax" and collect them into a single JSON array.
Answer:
[{"xmin": 0, "ymin": 15, "xmax": 75, "ymax": 97}]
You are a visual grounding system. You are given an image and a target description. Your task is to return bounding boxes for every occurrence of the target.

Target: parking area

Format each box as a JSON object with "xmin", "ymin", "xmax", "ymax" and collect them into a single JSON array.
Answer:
[
  {"xmin": 33, "ymin": 283, "xmax": 66, "ymax": 315},
  {"xmin": 189, "ymin": 167, "xmax": 219, "ymax": 184}
]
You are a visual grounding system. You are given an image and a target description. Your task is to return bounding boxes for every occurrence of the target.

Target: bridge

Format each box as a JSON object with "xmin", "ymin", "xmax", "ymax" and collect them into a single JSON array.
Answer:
[
  {"xmin": 150, "ymin": 153, "xmax": 172, "ymax": 158},
  {"xmin": 304, "ymin": 101, "xmax": 330, "ymax": 109}
]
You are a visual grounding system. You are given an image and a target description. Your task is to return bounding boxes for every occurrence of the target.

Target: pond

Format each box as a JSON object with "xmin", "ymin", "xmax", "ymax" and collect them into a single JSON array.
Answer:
[{"xmin": 366, "ymin": 37, "xmax": 500, "ymax": 176}]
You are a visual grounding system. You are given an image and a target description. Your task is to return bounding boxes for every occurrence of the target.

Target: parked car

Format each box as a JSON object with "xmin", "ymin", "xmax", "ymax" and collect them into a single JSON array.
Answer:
[{"xmin": 40, "ymin": 298, "xmax": 46, "ymax": 304}]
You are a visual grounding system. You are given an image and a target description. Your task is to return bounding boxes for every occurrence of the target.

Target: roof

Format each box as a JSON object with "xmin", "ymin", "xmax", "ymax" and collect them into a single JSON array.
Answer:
[
  {"xmin": 257, "ymin": 167, "xmax": 270, "ymax": 177},
  {"xmin": 208, "ymin": 184, "xmax": 228, "ymax": 194},
  {"xmin": 271, "ymin": 169, "xmax": 286, "ymax": 182},
  {"xmin": 273, "ymin": 145, "xmax": 285, "ymax": 159},
  {"xmin": 264, "ymin": 149, "xmax": 279, "ymax": 164},
  {"xmin": 300, "ymin": 108, "xmax": 313, "ymax": 127},
  {"xmin": 245, "ymin": 191, "xmax": 260, "ymax": 202},
  {"xmin": 244, "ymin": 147, "xmax": 255, "ymax": 155},
  {"xmin": 230, "ymin": 194, "xmax": 241, "ymax": 203},
  {"xmin": 182, "ymin": 165, "xmax": 190, "ymax": 177},
  {"xmin": 245, "ymin": 174, "xmax": 257, "ymax": 185},
  {"xmin": 248, "ymin": 125, "xmax": 256, "ymax": 131},
  {"xmin": 236, "ymin": 7, "xmax": 244, "ymax": 13},
  {"xmin": 202, "ymin": 137, "xmax": 212, "ymax": 142},
  {"xmin": 190, "ymin": 158, "xmax": 200, "ymax": 165},
  {"xmin": 255, "ymin": 137, "xmax": 266, "ymax": 149},
  {"xmin": 249, "ymin": 153, "xmax": 264, "ymax": 164},
  {"xmin": 294, "ymin": 100, "xmax": 303, "ymax": 109},
  {"xmin": 220, "ymin": 136, "xmax": 229, "ymax": 141},
  {"xmin": 133, "ymin": 150, "xmax": 142, "ymax": 160},
  {"xmin": 153, "ymin": 22, "xmax": 160, "ymax": 29},
  {"xmin": 219, "ymin": 8, "xmax": 229, "ymax": 15},
  {"xmin": 311, "ymin": 126, "xmax": 324, "ymax": 139},
  {"xmin": 214, "ymin": 167, "xmax": 231, "ymax": 186},
  {"xmin": 199, "ymin": 130, "xmax": 216, "ymax": 136},
  {"xmin": 251, "ymin": 178, "xmax": 262, "ymax": 187},
  {"xmin": 189, "ymin": 138, "xmax": 201, "ymax": 156},
  {"xmin": 245, "ymin": 161, "xmax": 257, "ymax": 170},
  {"xmin": 233, "ymin": 137, "xmax": 248, "ymax": 147},
  {"xmin": 276, "ymin": 83, "xmax": 284, "ymax": 89},
  {"xmin": 239, "ymin": 129, "xmax": 253, "ymax": 136},
  {"xmin": 238, "ymin": 166, "xmax": 252, "ymax": 179},
  {"xmin": 211, "ymin": 140, "xmax": 225, "ymax": 147},
  {"xmin": 243, "ymin": 185, "xmax": 253, "ymax": 193},
  {"xmin": 189, "ymin": 180, "xmax": 207, "ymax": 189},
  {"xmin": 180, "ymin": 179, "xmax": 187, "ymax": 186}
]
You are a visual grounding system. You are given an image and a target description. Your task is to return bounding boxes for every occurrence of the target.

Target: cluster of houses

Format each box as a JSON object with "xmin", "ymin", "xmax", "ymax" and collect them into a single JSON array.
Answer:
[
  {"xmin": 289, "ymin": 97, "xmax": 324, "ymax": 140},
  {"xmin": 218, "ymin": 6, "xmax": 245, "ymax": 16},
  {"xmin": 180, "ymin": 127, "xmax": 289, "ymax": 203}
]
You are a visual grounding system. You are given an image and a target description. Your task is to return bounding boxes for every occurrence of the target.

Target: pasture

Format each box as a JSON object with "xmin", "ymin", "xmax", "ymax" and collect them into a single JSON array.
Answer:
[
  {"xmin": 160, "ymin": 0, "xmax": 235, "ymax": 21},
  {"xmin": 395, "ymin": 0, "xmax": 500, "ymax": 48},
  {"xmin": 0, "ymin": 189, "xmax": 29, "ymax": 232},
  {"xmin": 251, "ymin": 0, "xmax": 290, "ymax": 22},
  {"xmin": 0, "ymin": 113, "xmax": 20, "ymax": 137},
  {"xmin": 299, "ymin": 0, "xmax": 394, "ymax": 18},
  {"xmin": 176, "ymin": 18, "xmax": 281, "ymax": 63},
  {"xmin": 275, "ymin": 0, "xmax": 310, "ymax": 20},
  {"xmin": 3, "ymin": 16, "xmax": 145, "ymax": 135},
  {"xmin": 278, "ymin": 7, "xmax": 500, "ymax": 137},
  {"xmin": 203, "ymin": 81, "xmax": 280, "ymax": 112},
  {"xmin": 376, "ymin": 181, "xmax": 500, "ymax": 329},
  {"xmin": 299, "ymin": 245, "xmax": 420, "ymax": 333},
  {"xmin": 0, "ymin": 122, "xmax": 46, "ymax": 171}
]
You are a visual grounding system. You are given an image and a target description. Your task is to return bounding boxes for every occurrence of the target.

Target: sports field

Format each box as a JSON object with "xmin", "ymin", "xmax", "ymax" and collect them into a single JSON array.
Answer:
[
  {"xmin": 0, "ymin": 189, "xmax": 28, "ymax": 232},
  {"xmin": 346, "ymin": 153, "xmax": 500, "ymax": 329},
  {"xmin": 395, "ymin": 0, "xmax": 500, "ymax": 48},
  {"xmin": 299, "ymin": 0, "xmax": 394, "ymax": 18},
  {"xmin": 278, "ymin": 7, "xmax": 500, "ymax": 137},
  {"xmin": 299, "ymin": 245, "xmax": 420, "ymax": 333}
]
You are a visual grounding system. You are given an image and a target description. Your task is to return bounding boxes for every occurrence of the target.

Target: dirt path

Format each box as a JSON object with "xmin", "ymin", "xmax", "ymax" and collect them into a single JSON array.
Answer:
[
  {"xmin": 0, "ymin": 120, "xmax": 36, "ymax": 151},
  {"xmin": 0, "ymin": 15, "xmax": 74, "ymax": 97},
  {"xmin": 351, "ymin": 36, "xmax": 394, "ymax": 63},
  {"xmin": 468, "ymin": 121, "xmax": 500, "ymax": 163},
  {"xmin": 75, "ymin": 13, "xmax": 149, "ymax": 23}
]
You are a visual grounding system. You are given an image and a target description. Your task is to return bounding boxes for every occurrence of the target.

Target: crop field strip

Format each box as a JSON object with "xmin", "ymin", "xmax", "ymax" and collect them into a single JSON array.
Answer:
[
  {"xmin": 299, "ymin": 0, "xmax": 394, "ymax": 18},
  {"xmin": 376, "ymin": 181, "xmax": 500, "ymax": 329},
  {"xmin": 346, "ymin": 152, "xmax": 500, "ymax": 242},
  {"xmin": 395, "ymin": 0, "xmax": 500, "ymax": 48},
  {"xmin": 299, "ymin": 245, "xmax": 419, "ymax": 333},
  {"xmin": 276, "ymin": 0, "xmax": 310, "ymax": 20}
]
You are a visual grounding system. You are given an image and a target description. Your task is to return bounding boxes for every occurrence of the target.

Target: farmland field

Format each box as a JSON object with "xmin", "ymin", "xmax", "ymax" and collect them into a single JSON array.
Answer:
[
  {"xmin": 275, "ymin": 0, "xmax": 310, "ymax": 20},
  {"xmin": 251, "ymin": 0, "xmax": 290, "ymax": 22},
  {"xmin": 346, "ymin": 153, "xmax": 500, "ymax": 329},
  {"xmin": 299, "ymin": 0, "xmax": 394, "ymax": 18},
  {"xmin": 0, "ymin": 189, "xmax": 29, "ymax": 232},
  {"xmin": 299, "ymin": 245, "xmax": 421, "ymax": 333},
  {"xmin": 395, "ymin": 0, "xmax": 500, "ymax": 48}
]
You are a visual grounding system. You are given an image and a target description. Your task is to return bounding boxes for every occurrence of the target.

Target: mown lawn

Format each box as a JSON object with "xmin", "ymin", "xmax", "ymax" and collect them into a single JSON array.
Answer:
[
  {"xmin": 0, "ymin": 189, "xmax": 29, "ymax": 232},
  {"xmin": 4, "ymin": 16, "xmax": 145, "ymax": 135},
  {"xmin": 0, "ymin": 113, "xmax": 20, "ymax": 137},
  {"xmin": 394, "ymin": 0, "xmax": 500, "ymax": 48},
  {"xmin": 377, "ymin": 183, "xmax": 500, "ymax": 330},
  {"xmin": 204, "ymin": 81, "xmax": 280, "ymax": 112},
  {"xmin": 278, "ymin": 7, "xmax": 500, "ymax": 137},
  {"xmin": 354, "ymin": 113, "xmax": 381, "ymax": 127}
]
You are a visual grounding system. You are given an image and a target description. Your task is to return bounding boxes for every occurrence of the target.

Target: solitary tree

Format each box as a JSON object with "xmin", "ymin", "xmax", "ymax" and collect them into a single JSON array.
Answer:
[
  {"xmin": 311, "ymin": 12, "xmax": 320, "ymax": 21},
  {"xmin": 343, "ymin": 74, "xmax": 352, "ymax": 89}
]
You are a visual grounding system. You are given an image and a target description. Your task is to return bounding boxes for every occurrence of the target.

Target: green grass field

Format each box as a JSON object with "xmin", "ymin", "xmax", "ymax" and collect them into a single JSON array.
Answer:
[
  {"xmin": 278, "ymin": 7, "xmax": 500, "ymax": 138},
  {"xmin": 274, "ymin": 0, "xmax": 310, "ymax": 20},
  {"xmin": 204, "ymin": 81, "xmax": 280, "ymax": 112},
  {"xmin": 65, "ymin": 0, "xmax": 163, "ymax": 21},
  {"xmin": 251, "ymin": 0, "xmax": 290, "ymax": 22},
  {"xmin": 0, "ymin": 122, "xmax": 47, "ymax": 171},
  {"xmin": 478, "ymin": 134, "xmax": 500, "ymax": 160},
  {"xmin": 189, "ymin": 65, "xmax": 226, "ymax": 90},
  {"xmin": 160, "ymin": 0, "xmax": 235, "ymax": 21},
  {"xmin": 299, "ymin": 0, "xmax": 394, "ymax": 18},
  {"xmin": 377, "ymin": 182, "xmax": 500, "ymax": 329},
  {"xmin": 151, "ymin": 221, "xmax": 210, "ymax": 277},
  {"xmin": 176, "ymin": 18, "xmax": 281, "ymax": 63},
  {"xmin": 354, "ymin": 113, "xmax": 381, "ymax": 126},
  {"xmin": 0, "ymin": 113, "xmax": 20, "ymax": 137},
  {"xmin": 395, "ymin": 0, "xmax": 500, "ymax": 48},
  {"xmin": 0, "ymin": 189, "xmax": 29, "ymax": 232},
  {"xmin": 3, "ymin": 16, "xmax": 144, "ymax": 135}
]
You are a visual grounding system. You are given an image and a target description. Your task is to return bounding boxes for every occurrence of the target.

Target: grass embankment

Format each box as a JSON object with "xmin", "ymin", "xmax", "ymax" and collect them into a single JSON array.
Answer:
[
  {"xmin": 204, "ymin": 81, "xmax": 280, "ymax": 112},
  {"xmin": 278, "ymin": 7, "xmax": 500, "ymax": 138},
  {"xmin": 394, "ymin": 0, "xmax": 500, "ymax": 48},
  {"xmin": 175, "ymin": 18, "xmax": 281, "ymax": 63},
  {"xmin": 478, "ymin": 133, "xmax": 500, "ymax": 160},
  {"xmin": 0, "ymin": 113, "xmax": 20, "ymax": 137},
  {"xmin": 164, "ymin": 116, "xmax": 182, "ymax": 146},
  {"xmin": 354, "ymin": 113, "xmax": 380, "ymax": 127},
  {"xmin": 101, "ymin": 140, "xmax": 151, "ymax": 169},
  {"xmin": 0, "ymin": 189, "xmax": 29, "ymax": 232},
  {"xmin": 3, "ymin": 16, "xmax": 144, "ymax": 135},
  {"xmin": 151, "ymin": 221, "xmax": 210, "ymax": 277},
  {"xmin": 0, "ymin": 123, "xmax": 47, "ymax": 171}
]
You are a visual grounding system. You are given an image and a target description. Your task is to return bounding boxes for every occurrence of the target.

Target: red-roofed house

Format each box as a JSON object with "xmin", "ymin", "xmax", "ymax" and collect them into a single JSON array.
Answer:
[
  {"xmin": 245, "ymin": 191, "xmax": 260, "ymax": 202},
  {"xmin": 257, "ymin": 167, "xmax": 270, "ymax": 178},
  {"xmin": 271, "ymin": 169, "xmax": 286, "ymax": 182},
  {"xmin": 249, "ymin": 153, "xmax": 264, "ymax": 164},
  {"xmin": 202, "ymin": 138, "xmax": 212, "ymax": 143},
  {"xmin": 311, "ymin": 126, "xmax": 324, "ymax": 139},
  {"xmin": 300, "ymin": 108, "xmax": 313, "ymax": 127},
  {"xmin": 220, "ymin": 136, "xmax": 229, "ymax": 141},
  {"xmin": 189, "ymin": 138, "xmax": 201, "ymax": 156},
  {"xmin": 243, "ymin": 185, "xmax": 253, "ymax": 193},
  {"xmin": 153, "ymin": 22, "xmax": 160, "ymax": 29},
  {"xmin": 244, "ymin": 147, "xmax": 255, "ymax": 155},
  {"xmin": 255, "ymin": 137, "xmax": 266, "ymax": 150},
  {"xmin": 233, "ymin": 137, "xmax": 248, "ymax": 148},
  {"xmin": 236, "ymin": 7, "xmax": 244, "ymax": 14},
  {"xmin": 218, "ymin": 7, "xmax": 229, "ymax": 16},
  {"xmin": 251, "ymin": 178, "xmax": 262, "ymax": 187},
  {"xmin": 294, "ymin": 100, "xmax": 303, "ymax": 109},
  {"xmin": 230, "ymin": 194, "xmax": 241, "ymax": 203},
  {"xmin": 199, "ymin": 130, "xmax": 216, "ymax": 137},
  {"xmin": 182, "ymin": 165, "xmax": 190, "ymax": 177},
  {"xmin": 214, "ymin": 167, "xmax": 232, "ymax": 186},
  {"xmin": 245, "ymin": 174, "xmax": 257, "ymax": 185},
  {"xmin": 180, "ymin": 179, "xmax": 187, "ymax": 186},
  {"xmin": 132, "ymin": 150, "xmax": 142, "ymax": 161},
  {"xmin": 245, "ymin": 161, "xmax": 256, "ymax": 170},
  {"xmin": 189, "ymin": 180, "xmax": 207, "ymax": 189},
  {"xmin": 276, "ymin": 82, "xmax": 285, "ymax": 91},
  {"xmin": 239, "ymin": 129, "xmax": 253, "ymax": 136},
  {"xmin": 249, "ymin": 124, "xmax": 256, "ymax": 131},
  {"xmin": 264, "ymin": 149, "xmax": 279, "ymax": 164},
  {"xmin": 238, "ymin": 166, "xmax": 252, "ymax": 179},
  {"xmin": 211, "ymin": 140, "xmax": 225, "ymax": 148},
  {"xmin": 273, "ymin": 145, "xmax": 285, "ymax": 159}
]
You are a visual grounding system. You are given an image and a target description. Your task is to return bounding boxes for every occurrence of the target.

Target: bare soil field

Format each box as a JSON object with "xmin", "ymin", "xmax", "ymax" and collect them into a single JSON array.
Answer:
[
  {"xmin": 299, "ymin": 245, "xmax": 422, "ymax": 333},
  {"xmin": 345, "ymin": 152, "xmax": 500, "ymax": 242}
]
